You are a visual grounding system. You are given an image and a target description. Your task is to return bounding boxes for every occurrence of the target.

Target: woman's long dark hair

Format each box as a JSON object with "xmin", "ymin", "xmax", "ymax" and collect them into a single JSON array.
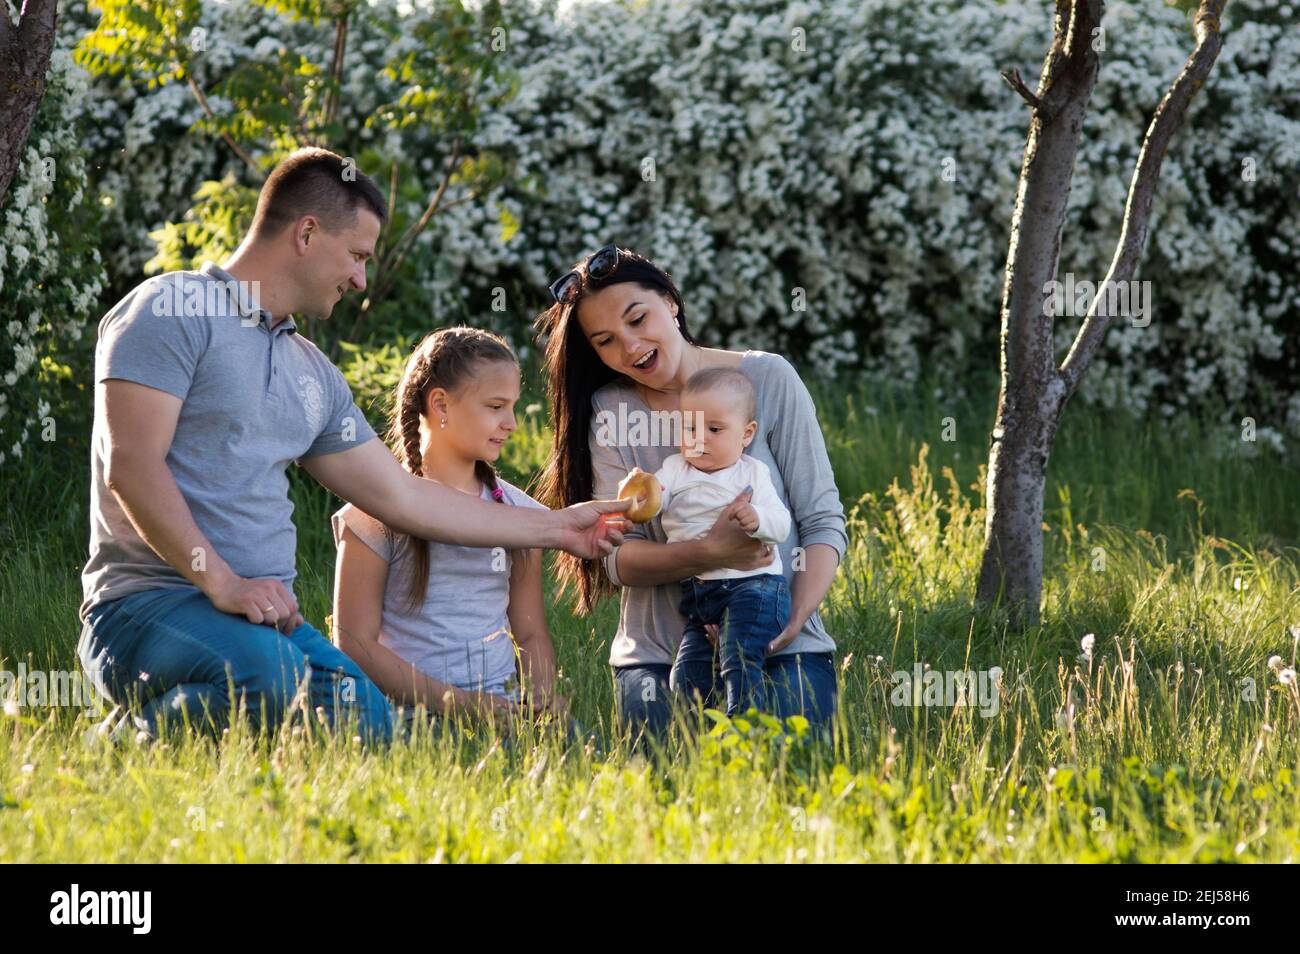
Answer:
[
  {"xmin": 532, "ymin": 247, "xmax": 697, "ymax": 614},
  {"xmin": 386, "ymin": 326, "xmax": 515, "ymax": 612}
]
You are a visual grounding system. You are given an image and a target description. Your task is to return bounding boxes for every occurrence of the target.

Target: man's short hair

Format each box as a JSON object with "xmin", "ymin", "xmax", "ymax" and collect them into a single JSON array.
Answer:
[
  {"xmin": 250, "ymin": 147, "xmax": 388, "ymax": 238},
  {"xmin": 682, "ymin": 366, "xmax": 758, "ymax": 421}
]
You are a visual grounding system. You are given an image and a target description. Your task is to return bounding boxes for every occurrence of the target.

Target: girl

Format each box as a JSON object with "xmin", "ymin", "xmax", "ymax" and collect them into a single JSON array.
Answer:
[
  {"xmin": 331, "ymin": 326, "xmax": 565, "ymax": 726},
  {"xmin": 535, "ymin": 245, "xmax": 848, "ymax": 737}
]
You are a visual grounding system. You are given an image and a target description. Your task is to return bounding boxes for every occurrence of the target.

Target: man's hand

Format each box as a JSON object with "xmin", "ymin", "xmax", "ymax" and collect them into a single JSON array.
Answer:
[
  {"xmin": 732, "ymin": 501, "xmax": 760, "ymax": 534},
  {"xmin": 554, "ymin": 498, "xmax": 632, "ymax": 560},
  {"xmin": 304, "ymin": 438, "xmax": 632, "ymax": 557},
  {"xmin": 207, "ymin": 572, "xmax": 303, "ymax": 634}
]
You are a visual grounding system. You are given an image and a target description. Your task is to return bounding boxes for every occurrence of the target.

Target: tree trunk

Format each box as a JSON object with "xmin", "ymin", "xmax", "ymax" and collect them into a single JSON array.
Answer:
[
  {"xmin": 0, "ymin": 0, "xmax": 60, "ymax": 209},
  {"xmin": 975, "ymin": 0, "xmax": 1228, "ymax": 628},
  {"xmin": 976, "ymin": 0, "xmax": 1103, "ymax": 627},
  {"xmin": 978, "ymin": 383, "xmax": 1060, "ymax": 627}
]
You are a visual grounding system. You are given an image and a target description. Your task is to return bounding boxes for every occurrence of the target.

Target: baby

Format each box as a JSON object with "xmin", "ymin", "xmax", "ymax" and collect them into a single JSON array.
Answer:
[{"xmin": 624, "ymin": 366, "xmax": 792, "ymax": 716}]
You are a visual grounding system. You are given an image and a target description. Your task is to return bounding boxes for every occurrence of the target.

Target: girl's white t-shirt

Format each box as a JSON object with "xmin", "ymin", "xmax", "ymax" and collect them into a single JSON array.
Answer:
[{"xmin": 331, "ymin": 477, "xmax": 548, "ymax": 697}]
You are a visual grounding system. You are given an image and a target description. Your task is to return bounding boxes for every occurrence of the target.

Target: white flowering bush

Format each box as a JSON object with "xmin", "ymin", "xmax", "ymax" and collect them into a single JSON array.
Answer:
[
  {"xmin": 65, "ymin": 0, "xmax": 407, "ymax": 282},
  {"xmin": 457, "ymin": 0, "xmax": 1300, "ymax": 447},
  {"xmin": 10, "ymin": 0, "xmax": 1300, "ymax": 469},
  {"xmin": 0, "ymin": 36, "xmax": 106, "ymax": 469},
  {"xmin": 71, "ymin": 0, "xmax": 510, "ymax": 337}
]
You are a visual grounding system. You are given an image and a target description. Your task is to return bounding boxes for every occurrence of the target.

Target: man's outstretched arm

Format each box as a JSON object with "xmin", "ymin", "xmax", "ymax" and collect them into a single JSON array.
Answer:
[
  {"xmin": 300, "ymin": 437, "xmax": 631, "ymax": 560},
  {"xmin": 100, "ymin": 379, "xmax": 304, "ymax": 632}
]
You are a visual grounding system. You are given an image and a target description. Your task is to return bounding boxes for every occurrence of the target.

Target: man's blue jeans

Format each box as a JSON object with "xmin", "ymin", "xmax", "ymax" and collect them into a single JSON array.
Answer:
[
  {"xmin": 78, "ymin": 587, "xmax": 393, "ymax": 742},
  {"xmin": 671, "ymin": 573, "xmax": 791, "ymax": 716}
]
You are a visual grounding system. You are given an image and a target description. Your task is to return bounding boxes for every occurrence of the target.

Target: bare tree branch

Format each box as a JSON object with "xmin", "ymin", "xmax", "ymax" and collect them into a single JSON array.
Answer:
[
  {"xmin": 1000, "ymin": 68, "xmax": 1042, "ymax": 112},
  {"xmin": 166, "ymin": 24, "xmax": 261, "ymax": 177},
  {"xmin": 1059, "ymin": 0, "xmax": 1228, "ymax": 398},
  {"xmin": 347, "ymin": 140, "xmax": 467, "ymax": 339},
  {"xmin": 185, "ymin": 74, "xmax": 262, "ymax": 175},
  {"xmin": 371, "ymin": 157, "xmax": 399, "ymax": 265},
  {"xmin": 323, "ymin": 9, "xmax": 350, "ymax": 129}
]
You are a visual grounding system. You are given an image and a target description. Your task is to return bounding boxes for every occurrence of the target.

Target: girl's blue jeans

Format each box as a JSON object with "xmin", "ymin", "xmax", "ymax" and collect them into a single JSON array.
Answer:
[{"xmin": 78, "ymin": 586, "xmax": 393, "ymax": 742}]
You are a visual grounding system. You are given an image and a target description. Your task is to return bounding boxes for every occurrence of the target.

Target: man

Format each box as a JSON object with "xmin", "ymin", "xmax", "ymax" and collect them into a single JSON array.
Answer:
[{"xmin": 78, "ymin": 147, "xmax": 627, "ymax": 743}]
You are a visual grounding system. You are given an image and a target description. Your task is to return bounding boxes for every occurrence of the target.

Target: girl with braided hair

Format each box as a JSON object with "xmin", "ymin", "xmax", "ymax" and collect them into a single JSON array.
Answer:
[{"xmin": 331, "ymin": 326, "xmax": 567, "ymax": 727}]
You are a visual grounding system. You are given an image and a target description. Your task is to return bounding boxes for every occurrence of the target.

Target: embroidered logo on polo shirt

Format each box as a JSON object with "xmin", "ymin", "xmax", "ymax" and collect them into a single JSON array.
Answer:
[{"xmin": 297, "ymin": 374, "xmax": 324, "ymax": 432}]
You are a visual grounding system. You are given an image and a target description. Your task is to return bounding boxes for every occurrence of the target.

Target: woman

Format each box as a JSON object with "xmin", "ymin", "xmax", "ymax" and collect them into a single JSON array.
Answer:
[
  {"xmin": 331, "ymin": 327, "xmax": 566, "ymax": 727},
  {"xmin": 534, "ymin": 245, "xmax": 847, "ymax": 737}
]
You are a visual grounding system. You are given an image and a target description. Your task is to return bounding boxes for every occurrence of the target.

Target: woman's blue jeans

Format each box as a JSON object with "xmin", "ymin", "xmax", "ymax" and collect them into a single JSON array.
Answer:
[
  {"xmin": 78, "ymin": 586, "xmax": 393, "ymax": 742},
  {"xmin": 613, "ymin": 663, "xmax": 674, "ymax": 741}
]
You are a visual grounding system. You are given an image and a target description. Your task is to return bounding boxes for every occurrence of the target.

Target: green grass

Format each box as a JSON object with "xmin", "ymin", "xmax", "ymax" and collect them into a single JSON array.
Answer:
[{"xmin": 1, "ymin": 374, "xmax": 1298, "ymax": 862}]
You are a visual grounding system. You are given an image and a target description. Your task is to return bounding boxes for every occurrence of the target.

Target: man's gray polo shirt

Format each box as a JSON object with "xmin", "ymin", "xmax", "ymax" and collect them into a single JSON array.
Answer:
[{"xmin": 79, "ymin": 261, "xmax": 377, "ymax": 621}]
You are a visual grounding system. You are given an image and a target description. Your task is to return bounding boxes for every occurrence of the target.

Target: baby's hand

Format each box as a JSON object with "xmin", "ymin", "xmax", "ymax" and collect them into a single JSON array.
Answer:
[{"xmin": 732, "ymin": 502, "xmax": 760, "ymax": 534}]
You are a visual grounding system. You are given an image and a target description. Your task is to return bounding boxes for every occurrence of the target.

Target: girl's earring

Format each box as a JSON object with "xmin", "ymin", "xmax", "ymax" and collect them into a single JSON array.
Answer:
[{"xmin": 440, "ymin": 418, "xmax": 447, "ymax": 429}]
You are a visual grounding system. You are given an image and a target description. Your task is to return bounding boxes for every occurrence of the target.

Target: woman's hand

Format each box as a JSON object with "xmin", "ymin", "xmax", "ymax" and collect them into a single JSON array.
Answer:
[
  {"xmin": 707, "ymin": 622, "xmax": 797, "ymax": 656},
  {"xmin": 478, "ymin": 691, "xmax": 524, "ymax": 735},
  {"xmin": 765, "ymin": 626, "xmax": 799, "ymax": 656},
  {"xmin": 701, "ymin": 490, "xmax": 776, "ymax": 572}
]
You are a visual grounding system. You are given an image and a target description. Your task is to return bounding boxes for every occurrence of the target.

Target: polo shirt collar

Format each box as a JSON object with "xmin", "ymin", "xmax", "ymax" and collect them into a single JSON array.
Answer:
[{"xmin": 199, "ymin": 261, "xmax": 297, "ymax": 335}]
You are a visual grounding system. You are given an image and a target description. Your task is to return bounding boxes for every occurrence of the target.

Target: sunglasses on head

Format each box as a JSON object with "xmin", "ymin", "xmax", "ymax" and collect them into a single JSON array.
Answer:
[{"xmin": 548, "ymin": 244, "xmax": 620, "ymax": 304}]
